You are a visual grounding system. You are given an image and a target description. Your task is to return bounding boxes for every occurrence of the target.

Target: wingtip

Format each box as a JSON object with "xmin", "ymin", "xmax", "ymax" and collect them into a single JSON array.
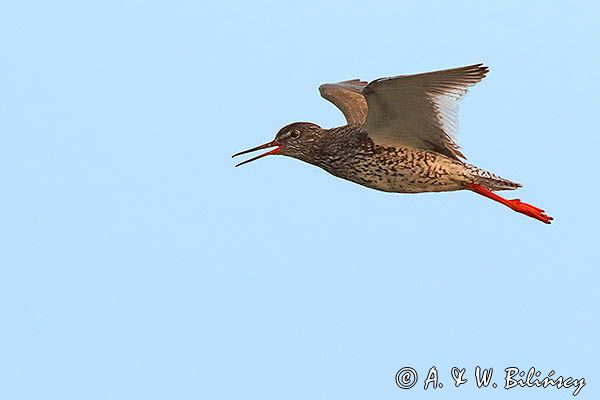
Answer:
[
  {"xmin": 462, "ymin": 63, "xmax": 489, "ymax": 82},
  {"xmin": 318, "ymin": 83, "xmax": 334, "ymax": 98},
  {"xmin": 476, "ymin": 63, "xmax": 490, "ymax": 77}
]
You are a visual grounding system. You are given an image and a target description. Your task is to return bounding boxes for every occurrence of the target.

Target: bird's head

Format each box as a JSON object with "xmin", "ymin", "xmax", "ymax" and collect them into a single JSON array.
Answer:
[{"xmin": 232, "ymin": 122, "xmax": 323, "ymax": 167}]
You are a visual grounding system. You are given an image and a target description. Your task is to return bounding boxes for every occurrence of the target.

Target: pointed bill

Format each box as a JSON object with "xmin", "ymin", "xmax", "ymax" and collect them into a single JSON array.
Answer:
[{"xmin": 232, "ymin": 140, "xmax": 282, "ymax": 167}]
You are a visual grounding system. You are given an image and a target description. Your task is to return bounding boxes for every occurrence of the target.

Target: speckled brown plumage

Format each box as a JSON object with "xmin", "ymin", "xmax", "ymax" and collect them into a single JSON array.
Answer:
[{"xmin": 286, "ymin": 123, "xmax": 520, "ymax": 194}]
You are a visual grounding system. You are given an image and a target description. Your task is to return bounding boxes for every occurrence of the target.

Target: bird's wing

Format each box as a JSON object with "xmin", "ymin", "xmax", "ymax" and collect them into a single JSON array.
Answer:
[
  {"xmin": 319, "ymin": 79, "xmax": 369, "ymax": 125},
  {"xmin": 361, "ymin": 63, "xmax": 489, "ymax": 160}
]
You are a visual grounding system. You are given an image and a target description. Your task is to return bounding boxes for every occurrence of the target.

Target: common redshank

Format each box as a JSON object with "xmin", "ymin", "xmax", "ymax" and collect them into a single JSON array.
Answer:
[{"xmin": 232, "ymin": 64, "xmax": 553, "ymax": 224}]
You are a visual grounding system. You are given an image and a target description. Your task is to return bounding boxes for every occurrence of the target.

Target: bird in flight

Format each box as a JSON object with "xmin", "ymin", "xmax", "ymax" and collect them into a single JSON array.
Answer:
[{"xmin": 232, "ymin": 64, "xmax": 552, "ymax": 224}]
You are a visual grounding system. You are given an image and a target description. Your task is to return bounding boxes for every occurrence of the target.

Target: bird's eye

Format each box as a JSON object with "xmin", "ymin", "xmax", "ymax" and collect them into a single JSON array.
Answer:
[{"xmin": 290, "ymin": 130, "xmax": 301, "ymax": 139}]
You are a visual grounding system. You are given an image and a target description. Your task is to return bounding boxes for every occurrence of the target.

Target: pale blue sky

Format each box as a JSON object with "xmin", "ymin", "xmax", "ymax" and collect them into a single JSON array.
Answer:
[{"xmin": 0, "ymin": 1, "xmax": 597, "ymax": 399}]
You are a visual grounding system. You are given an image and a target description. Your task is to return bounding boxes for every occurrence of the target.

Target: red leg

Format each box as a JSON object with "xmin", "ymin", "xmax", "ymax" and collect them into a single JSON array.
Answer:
[{"xmin": 465, "ymin": 184, "xmax": 553, "ymax": 224}]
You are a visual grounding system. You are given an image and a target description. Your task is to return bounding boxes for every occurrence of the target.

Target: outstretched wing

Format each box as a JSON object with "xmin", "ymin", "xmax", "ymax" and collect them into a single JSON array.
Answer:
[
  {"xmin": 361, "ymin": 64, "xmax": 489, "ymax": 160},
  {"xmin": 319, "ymin": 79, "xmax": 369, "ymax": 125}
]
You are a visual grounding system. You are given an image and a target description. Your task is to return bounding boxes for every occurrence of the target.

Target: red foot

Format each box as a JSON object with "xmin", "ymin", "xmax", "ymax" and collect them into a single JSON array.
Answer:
[
  {"xmin": 504, "ymin": 198, "xmax": 553, "ymax": 224},
  {"xmin": 466, "ymin": 184, "xmax": 553, "ymax": 224}
]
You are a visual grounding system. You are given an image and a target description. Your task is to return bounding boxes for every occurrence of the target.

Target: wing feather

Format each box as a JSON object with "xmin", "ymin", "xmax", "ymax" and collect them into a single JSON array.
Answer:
[
  {"xmin": 319, "ymin": 79, "xmax": 369, "ymax": 125},
  {"xmin": 361, "ymin": 64, "xmax": 489, "ymax": 160}
]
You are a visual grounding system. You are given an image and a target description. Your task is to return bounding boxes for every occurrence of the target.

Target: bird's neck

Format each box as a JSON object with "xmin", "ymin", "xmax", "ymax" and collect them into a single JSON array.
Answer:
[{"xmin": 306, "ymin": 125, "xmax": 373, "ymax": 172}]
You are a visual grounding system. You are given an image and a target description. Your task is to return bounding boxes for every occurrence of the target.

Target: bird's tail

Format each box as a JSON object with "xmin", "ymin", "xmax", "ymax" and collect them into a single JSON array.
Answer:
[{"xmin": 465, "ymin": 164, "xmax": 522, "ymax": 191}]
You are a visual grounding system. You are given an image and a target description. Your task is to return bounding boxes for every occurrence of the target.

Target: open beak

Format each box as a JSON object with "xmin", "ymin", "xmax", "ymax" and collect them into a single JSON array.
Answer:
[{"xmin": 232, "ymin": 140, "xmax": 282, "ymax": 167}]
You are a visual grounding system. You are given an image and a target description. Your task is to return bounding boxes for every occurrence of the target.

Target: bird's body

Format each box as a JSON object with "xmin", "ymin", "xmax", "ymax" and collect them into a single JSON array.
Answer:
[
  {"xmin": 293, "ymin": 124, "xmax": 519, "ymax": 193},
  {"xmin": 233, "ymin": 64, "xmax": 553, "ymax": 224}
]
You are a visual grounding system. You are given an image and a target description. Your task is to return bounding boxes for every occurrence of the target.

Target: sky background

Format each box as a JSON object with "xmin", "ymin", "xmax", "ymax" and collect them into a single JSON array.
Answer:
[{"xmin": 0, "ymin": 1, "xmax": 598, "ymax": 399}]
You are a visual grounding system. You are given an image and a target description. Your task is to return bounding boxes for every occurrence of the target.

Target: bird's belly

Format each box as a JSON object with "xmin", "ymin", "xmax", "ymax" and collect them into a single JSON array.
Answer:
[
  {"xmin": 318, "ymin": 147, "xmax": 470, "ymax": 194},
  {"xmin": 335, "ymin": 163, "xmax": 467, "ymax": 193},
  {"xmin": 353, "ymin": 174, "xmax": 463, "ymax": 193}
]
